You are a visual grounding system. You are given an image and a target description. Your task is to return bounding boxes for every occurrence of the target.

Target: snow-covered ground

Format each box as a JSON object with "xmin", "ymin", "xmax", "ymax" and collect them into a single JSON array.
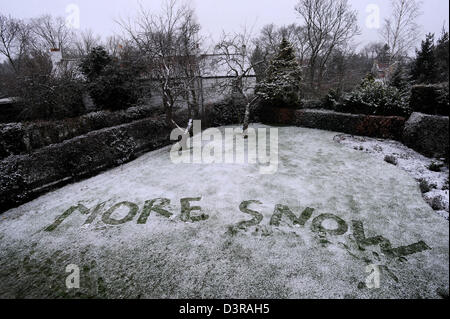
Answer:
[
  {"xmin": 0, "ymin": 124, "xmax": 448, "ymax": 298},
  {"xmin": 335, "ymin": 134, "xmax": 449, "ymax": 220}
]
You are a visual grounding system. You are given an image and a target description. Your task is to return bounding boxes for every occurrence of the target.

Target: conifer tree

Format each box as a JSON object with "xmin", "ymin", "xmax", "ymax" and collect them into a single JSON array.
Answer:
[
  {"xmin": 411, "ymin": 33, "xmax": 437, "ymax": 84},
  {"xmin": 256, "ymin": 38, "xmax": 302, "ymax": 108},
  {"xmin": 435, "ymin": 29, "xmax": 449, "ymax": 82}
]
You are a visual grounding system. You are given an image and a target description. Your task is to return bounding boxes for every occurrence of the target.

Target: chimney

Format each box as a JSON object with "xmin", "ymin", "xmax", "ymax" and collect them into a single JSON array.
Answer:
[{"xmin": 50, "ymin": 48, "xmax": 63, "ymax": 73}]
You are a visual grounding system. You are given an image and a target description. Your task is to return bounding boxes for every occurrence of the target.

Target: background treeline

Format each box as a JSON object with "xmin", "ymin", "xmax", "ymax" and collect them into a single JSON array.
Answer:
[{"xmin": 0, "ymin": 0, "xmax": 448, "ymax": 125}]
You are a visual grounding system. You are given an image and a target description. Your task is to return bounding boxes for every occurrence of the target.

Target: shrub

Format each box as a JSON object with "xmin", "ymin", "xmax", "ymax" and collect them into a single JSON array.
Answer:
[
  {"xmin": 410, "ymin": 83, "xmax": 449, "ymax": 116},
  {"xmin": 17, "ymin": 74, "xmax": 85, "ymax": 121},
  {"xmin": 86, "ymin": 64, "xmax": 144, "ymax": 111},
  {"xmin": 338, "ymin": 76, "xmax": 411, "ymax": 116},
  {"xmin": 321, "ymin": 89, "xmax": 341, "ymax": 110},
  {"xmin": 80, "ymin": 47, "xmax": 144, "ymax": 111},
  {"xmin": 206, "ymin": 95, "xmax": 259, "ymax": 127}
]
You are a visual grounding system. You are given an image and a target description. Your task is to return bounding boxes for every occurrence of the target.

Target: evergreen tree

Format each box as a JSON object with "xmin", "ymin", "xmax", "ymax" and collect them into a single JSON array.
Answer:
[
  {"xmin": 435, "ymin": 29, "xmax": 449, "ymax": 82},
  {"xmin": 256, "ymin": 38, "xmax": 302, "ymax": 108},
  {"xmin": 411, "ymin": 33, "xmax": 437, "ymax": 84},
  {"xmin": 378, "ymin": 44, "xmax": 391, "ymax": 64},
  {"xmin": 79, "ymin": 46, "xmax": 112, "ymax": 82},
  {"xmin": 389, "ymin": 65, "xmax": 409, "ymax": 93}
]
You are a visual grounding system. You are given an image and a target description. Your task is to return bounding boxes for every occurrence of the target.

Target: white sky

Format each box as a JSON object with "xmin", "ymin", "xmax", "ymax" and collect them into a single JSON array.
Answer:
[{"xmin": 0, "ymin": 0, "xmax": 449, "ymax": 52}]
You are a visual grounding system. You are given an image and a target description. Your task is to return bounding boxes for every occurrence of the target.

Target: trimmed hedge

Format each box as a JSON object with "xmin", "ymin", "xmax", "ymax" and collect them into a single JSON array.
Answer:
[
  {"xmin": 204, "ymin": 95, "xmax": 261, "ymax": 127},
  {"xmin": 0, "ymin": 117, "xmax": 173, "ymax": 212},
  {"xmin": 0, "ymin": 105, "xmax": 162, "ymax": 159},
  {"xmin": 403, "ymin": 112, "xmax": 449, "ymax": 160},
  {"xmin": 261, "ymin": 107, "xmax": 406, "ymax": 140}
]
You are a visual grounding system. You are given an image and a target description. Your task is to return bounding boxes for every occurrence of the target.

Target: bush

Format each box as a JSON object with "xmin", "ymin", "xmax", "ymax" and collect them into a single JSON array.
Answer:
[
  {"xmin": 80, "ymin": 47, "xmax": 144, "ymax": 111},
  {"xmin": 17, "ymin": 74, "xmax": 86, "ymax": 121},
  {"xmin": 410, "ymin": 83, "xmax": 449, "ymax": 116},
  {"xmin": 338, "ymin": 76, "xmax": 411, "ymax": 116},
  {"xmin": 206, "ymin": 95, "xmax": 259, "ymax": 127},
  {"xmin": 86, "ymin": 64, "xmax": 144, "ymax": 111},
  {"xmin": 321, "ymin": 89, "xmax": 341, "ymax": 110}
]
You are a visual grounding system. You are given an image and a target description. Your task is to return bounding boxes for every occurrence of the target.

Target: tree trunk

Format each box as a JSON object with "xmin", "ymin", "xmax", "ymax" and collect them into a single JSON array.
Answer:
[{"xmin": 242, "ymin": 102, "xmax": 251, "ymax": 139}]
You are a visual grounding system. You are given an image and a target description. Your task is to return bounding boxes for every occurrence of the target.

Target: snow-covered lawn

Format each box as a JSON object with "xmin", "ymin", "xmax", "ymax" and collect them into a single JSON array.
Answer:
[
  {"xmin": 0, "ymin": 124, "xmax": 448, "ymax": 298},
  {"xmin": 335, "ymin": 134, "xmax": 449, "ymax": 220}
]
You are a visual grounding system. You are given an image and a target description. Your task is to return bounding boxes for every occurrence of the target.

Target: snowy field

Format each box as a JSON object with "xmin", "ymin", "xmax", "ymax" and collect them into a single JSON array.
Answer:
[{"xmin": 0, "ymin": 124, "xmax": 448, "ymax": 299}]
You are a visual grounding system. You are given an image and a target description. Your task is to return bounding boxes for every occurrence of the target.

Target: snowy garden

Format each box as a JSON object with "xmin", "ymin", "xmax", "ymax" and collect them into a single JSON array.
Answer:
[{"xmin": 0, "ymin": 0, "xmax": 448, "ymax": 299}]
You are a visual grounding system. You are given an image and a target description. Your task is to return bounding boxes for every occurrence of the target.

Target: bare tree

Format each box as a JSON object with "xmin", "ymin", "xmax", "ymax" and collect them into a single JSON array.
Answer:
[
  {"xmin": 105, "ymin": 35, "xmax": 125, "ymax": 57},
  {"xmin": 380, "ymin": 0, "xmax": 422, "ymax": 61},
  {"xmin": 295, "ymin": 0, "xmax": 359, "ymax": 92},
  {"xmin": 0, "ymin": 14, "xmax": 31, "ymax": 73},
  {"xmin": 119, "ymin": 0, "xmax": 202, "ymax": 127},
  {"xmin": 74, "ymin": 29, "xmax": 101, "ymax": 57},
  {"xmin": 361, "ymin": 42, "xmax": 386, "ymax": 61},
  {"xmin": 214, "ymin": 28, "xmax": 264, "ymax": 137},
  {"xmin": 255, "ymin": 23, "xmax": 310, "ymax": 68},
  {"xmin": 31, "ymin": 15, "xmax": 74, "ymax": 53}
]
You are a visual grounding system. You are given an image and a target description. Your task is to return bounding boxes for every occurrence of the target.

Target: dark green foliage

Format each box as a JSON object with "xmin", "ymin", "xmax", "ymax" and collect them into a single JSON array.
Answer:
[
  {"xmin": 409, "ymin": 83, "xmax": 449, "ymax": 116},
  {"xmin": 321, "ymin": 89, "xmax": 342, "ymax": 110},
  {"xmin": 389, "ymin": 65, "xmax": 410, "ymax": 93},
  {"xmin": 3, "ymin": 51, "xmax": 86, "ymax": 121},
  {"xmin": 17, "ymin": 74, "xmax": 86, "ymax": 121},
  {"xmin": 79, "ymin": 47, "xmax": 112, "ymax": 81},
  {"xmin": 256, "ymin": 38, "xmax": 302, "ymax": 109},
  {"xmin": 428, "ymin": 162, "xmax": 443, "ymax": 172},
  {"xmin": 80, "ymin": 47, "xmax": 143, "ymax": 111},
  {"xmin": 339, "ymin": 74, "xmax": 411, "ymax": 116},
  {"xmin": 435, "ymin": 30, "xmax": 449, "ymax": 82},
  {"xmin": 206, "ymin": 95, "xmax": 259, "ymax": 126},
  {"xmin": 411, "ymin": 33, "xmax": 437, "ymax": 84}
]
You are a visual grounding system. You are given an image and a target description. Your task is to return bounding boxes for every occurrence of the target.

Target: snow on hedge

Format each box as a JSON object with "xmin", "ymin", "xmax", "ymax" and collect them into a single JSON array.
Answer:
[{"xmin": 0, "ymin": 125, "xmax": 448, "ymax": 298}]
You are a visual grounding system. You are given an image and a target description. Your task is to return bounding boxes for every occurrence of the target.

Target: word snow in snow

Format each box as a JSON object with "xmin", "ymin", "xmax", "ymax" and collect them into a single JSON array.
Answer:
[{"xmin": 44, "ymin": 198, "xmax": 431, "ymax": 260}]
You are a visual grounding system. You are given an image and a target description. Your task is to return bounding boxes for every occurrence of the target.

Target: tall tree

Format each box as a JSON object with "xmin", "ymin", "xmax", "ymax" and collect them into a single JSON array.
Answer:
[
  {"xmin": 214, "ymin": 27, "xmax": 264, "ymax": 137},
  {"xmin": 256, "ymin": 38, "xmax": 303, "ymax": 108},
  {"xmin": 30, "ymin": 15, "xmax": 75, "ymax": 53},
  {"xmin": 411, "ymin": 33, "xmax": 437, "ymax": 84},
  {"xmin": 295, "ymin": 0, "xmax": 359, "ymax": 92},
  {"xmin": 0, "ymin": 14, "xmax": 30, "ymax": 73},
  {"xmin": 380, "ymin": 0, "xmax": 422, "ymax": 61},
  {"xmin": 434, "ymin": 28, "xmax": 449, "ymax": 83},
  {"xmin": 119, "ymin": 0, "xmax": 202, "ymax": 126}
]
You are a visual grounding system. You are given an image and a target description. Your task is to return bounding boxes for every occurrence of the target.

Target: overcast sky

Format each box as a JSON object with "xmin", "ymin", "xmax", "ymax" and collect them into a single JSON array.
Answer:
[{"xmin": 1, "ymin": 0, "xmax": 449, "ymax": 52}]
